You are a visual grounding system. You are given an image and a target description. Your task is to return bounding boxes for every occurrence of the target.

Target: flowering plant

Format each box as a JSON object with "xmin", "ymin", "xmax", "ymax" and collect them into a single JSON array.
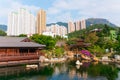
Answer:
[{"xmin": 81, "ymin": 50, "xmax": 91, "ymax": 56}]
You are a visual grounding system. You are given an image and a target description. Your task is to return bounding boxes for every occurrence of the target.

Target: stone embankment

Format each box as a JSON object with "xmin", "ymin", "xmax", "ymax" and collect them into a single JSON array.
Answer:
[{"xmin": 39, "ymin": 56, "xmax": 67, "ymax": 63}]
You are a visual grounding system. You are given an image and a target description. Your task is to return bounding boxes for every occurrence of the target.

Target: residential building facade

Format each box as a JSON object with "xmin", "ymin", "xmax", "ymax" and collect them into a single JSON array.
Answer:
[
  {"xmin": 68, "ymin": 19, "xmax": 86, "ymax": 33},
  {"xmin": 36, "ymin": 9, "xmax": 46, "ymax": 34},
  {"xmin": 46, "ymin": 24, "xmax": 67, "ymax": 37},
  {"xmin": 7, "ymin": 8, "xmax": 36, "ymax": 36}
]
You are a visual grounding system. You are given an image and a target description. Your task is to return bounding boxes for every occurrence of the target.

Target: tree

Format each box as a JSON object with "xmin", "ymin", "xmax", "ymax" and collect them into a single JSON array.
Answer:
[
  {"xmin": 30, "ymin": 34, "xmax": 56, "ymax": 49},
  {"xmin": 101, "ymin": 24, "xmax": 115, "ymax": 37},
  {"xmin": 18, "ymin": 34, "xmax": 27, "ymax": 37},
  {"xmin": 116, "ymin": 28, "xmax": 120, "ymax": 41},
  {"xmin": 0, "ymin": 30, "xmax": 6, "ymax": 36},
  {"xmin": 114, "ymin": 28, "xmax": 120, "ymax": 54},
  {"xmin": 88, "ymin": 45, "xmax": 105, "ymax": 57},
  {"xmin": 84, "ymin": 32, "xmax": 98, "ymax": 45},
  {"xmin": 54, "ymin": 47, "xmax": 65, "ymax": 58}
]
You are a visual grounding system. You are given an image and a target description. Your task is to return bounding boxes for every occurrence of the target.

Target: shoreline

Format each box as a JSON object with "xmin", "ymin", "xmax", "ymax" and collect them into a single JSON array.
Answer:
[{"xmin": 0, "ymin": 56, "xmax": 120, "ymax": 67}]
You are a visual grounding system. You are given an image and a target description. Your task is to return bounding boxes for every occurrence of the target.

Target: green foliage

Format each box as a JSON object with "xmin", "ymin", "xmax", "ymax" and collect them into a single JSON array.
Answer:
[
  {"xmin": 101, "ymin": 24, "xmax": 115, "ymax": 37},
  {"xmin": 96, "ymin": 37, "xmax": 105, "ymax": 48},
  {"xmin": 54, "ymin": 47, "xmax": 65, "ymax": 58},
  {"xmin": 30, "ymin": 34, "xmax": 56, "ymax": 49},
  {"xmin": 42, "ymin": 47, "xmax": 65, "ymax": 58},
  {"xmin": 55, "ymin": 35, "xmax": 66, "ymax": 41},
  {"xmin": 67, "ymin": 29, "xmax": 86, "ymax": 39},
  {"xmin": 115, "ymin": 28, "xmax": 120, "ymax": 54},
  {"xmin": 84, "ymin": 32, "xmax": 98, "ymax": 45},
  {"xmin": 42, "ymin": 50, "xmax": 52, "ymax": 58},
  {"xmin": 116, "ymin": 28, "xmax": 120, "ymax": 42},
  {"xmin": 0, "ymin": 30, "xmax": 6, "ymax": 36},
  {"xmin": 18, "ymin": 34, "xmax": 27, "ymax": 37},
  {"xmin": 67, "ymin": 24, "xmax": 118, "ymax": 57},
  {"xmin": 66, "ymin": 39, "xmax": 76, "ymax": 45},
  {"xmin": 115, "ymin": 44, "xmax": 120, "ymax": 54},
  {"xmin": 104, "ymin": 38, "xmax": 116, "ymax": 50},
  {"xmin": 88, "ymin": 64, "xmax": 118, "ymax": 80},
  {"xmin": 87, "ymin": 24, "xmax": 105, "ymax": 30},
  {"xmin": 88, "ymin": 45, "xmax": 105, "ymax": 57},
  {"xmin": 67, "ymin": 24, "xmax": 115, "ymax": 39}
]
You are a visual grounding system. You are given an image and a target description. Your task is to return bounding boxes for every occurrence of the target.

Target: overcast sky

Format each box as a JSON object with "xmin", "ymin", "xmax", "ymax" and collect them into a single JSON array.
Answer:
[{"xmin": 0, "ymin": 0, "xmax": 120, "ymax": 26}]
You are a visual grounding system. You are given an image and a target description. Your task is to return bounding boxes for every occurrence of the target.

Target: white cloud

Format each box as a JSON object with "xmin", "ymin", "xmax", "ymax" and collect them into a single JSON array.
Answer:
[
  {"xmin": 0, "ymin": 0, "xmax": 39, "ymax": 24},
  {"xmin": 1, "ymin": 0, "xmax": 120, "ymax": 26},
  {"xmin": 47, "ymin": 0, "xmax": 120, "ymax": 26},
  {"xmin": 47, "ymin": 12, "xmax": 73, "ymax": 23}
]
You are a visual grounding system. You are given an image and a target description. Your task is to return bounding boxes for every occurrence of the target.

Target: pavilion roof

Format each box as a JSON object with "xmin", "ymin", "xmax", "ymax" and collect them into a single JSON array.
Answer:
[
  {"xmin": 0, "ymin": 42, "xmax": 45, "ymax": 48},
  {"xmin": 0, "ymin": 37, "xmax": 28, "ymax": 42},
  {"xmin": 0, "ymin": 37, "xmax": 46, "ymax": 48}
]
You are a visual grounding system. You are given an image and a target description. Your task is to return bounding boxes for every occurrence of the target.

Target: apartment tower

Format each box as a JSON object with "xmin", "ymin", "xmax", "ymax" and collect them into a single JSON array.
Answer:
[
  {"xmin": 68, "ymin": 21, "xmax": 75, "ymax": 33},
  {"xmin": 7, "ymin": 8, "xmax": 35, "ymax": 36},
  {"xmin": 81, "ymin": 19, "xmax": 86, "ymax": 29},
  {"xmin": 75, "ymin": 21, "xmax": 81, "ymax": 31},
  {"xmin": 36, "ymin": 9, "xmax": 46, "ymax": 34}
]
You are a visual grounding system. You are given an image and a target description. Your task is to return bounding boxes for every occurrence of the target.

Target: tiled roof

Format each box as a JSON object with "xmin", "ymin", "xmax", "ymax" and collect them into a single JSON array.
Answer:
[
  {"xmin": 0, "ymin": 37, "xmax": 46, "ymax": 48},
  {"xmin": 0, "ymin": 37, "xmax": 27, "ymax": 42},
  {"xmin": 0, "ymin": 42, "xmax": 45, "ymax": 48}
]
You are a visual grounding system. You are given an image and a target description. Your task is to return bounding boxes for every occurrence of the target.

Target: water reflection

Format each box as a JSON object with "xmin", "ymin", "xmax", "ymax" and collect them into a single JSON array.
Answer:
[
  {"xmin": 0, "ymin": 61, "xmax": 119, "ymax": 80},
  {"xmin": 0, "ymin": 64, "xmax": 54, "ymax": 80}
]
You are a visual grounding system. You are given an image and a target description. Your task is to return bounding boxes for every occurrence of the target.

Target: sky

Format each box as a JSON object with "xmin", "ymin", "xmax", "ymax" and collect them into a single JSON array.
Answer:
[{"xmin": 0, "ymin": 0, "xmax": 120, "ymax": 26}]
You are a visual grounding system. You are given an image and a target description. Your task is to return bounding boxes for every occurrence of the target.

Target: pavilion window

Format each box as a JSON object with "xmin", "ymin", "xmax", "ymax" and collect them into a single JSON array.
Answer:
[
  {"xmin": 19, "ymin": 48, "xmax": 28, "ymax": 54},
  {"xmin": 29, "ymin": 49, "xmax": 36, "ymax": 53}
]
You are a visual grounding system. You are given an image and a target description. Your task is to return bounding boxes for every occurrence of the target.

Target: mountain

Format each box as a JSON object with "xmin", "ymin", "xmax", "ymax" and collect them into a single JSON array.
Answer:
[
  {"xmin": 47, "ymin": 22, "xmax": 68, "ymax": 28},
  {"xmin": 0, "ymin": 25, "xmax": 7, "ymax": 31},
  {"xmin": 0, "ymin": 18, "xmax": 116, "ymax": 32},
  {"xmin": 86, "ymin": 18, "xmax": 116, "ymax": 27},
  {"xmin": 47, "ymin": 18, "xmax": 117, "ymax": 28}
]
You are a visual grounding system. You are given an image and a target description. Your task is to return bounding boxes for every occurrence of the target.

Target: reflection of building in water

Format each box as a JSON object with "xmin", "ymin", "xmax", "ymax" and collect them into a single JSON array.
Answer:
[
  {"xmin": 0, "ymin": 65, "xmax": 47, "ymax": 80},
  {"xmin": 53, "ymin": 63, "xmax": 68, "ymax": 75},
  {"xmin": 62, "ymin": 63, "xmax": 67, "ymax": 73},
  {"xmin": 77, "ymin": 72, "xmax": 81, "ymax": 78},
  {"xmin": 76, "ymin": 65, "xmax": 80, "ymax": 69},
  {"xmin": 116, "ymin": 64, "xmax": 120, "ymax": 68},
  {"xmin": 54, "ymin": 66, "xmax": 60, "ymax": 75},
  {"xmin": 69, "ymin": 68, "xmax": 76, "ymax": 79},
  {"xmin": 102, "ymin": 62, "xmax": 109, "ymax": 65},
  {"xmin": 0, "ymin": 66, "xmax": 26, "ymax": 76},
  {"xmin": 83, "ymin": 72, "xmax": 88, "ymax": 80},
  {"xmin": 68, "ymin": 68, "xmax": 88, "ymax": 80}
]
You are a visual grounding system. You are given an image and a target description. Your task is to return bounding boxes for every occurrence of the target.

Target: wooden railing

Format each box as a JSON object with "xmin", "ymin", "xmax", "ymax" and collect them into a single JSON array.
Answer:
[
  {"xmin": 0, "ymin": 53, "xmax": 44, "ymax": 62},
  {"xmin": 0, "ymin": 55, "xmax": 40, "ymax": 62},
  {"xmin": 0, "ymin": 52, "xmax": 43, "ymax": 57}
]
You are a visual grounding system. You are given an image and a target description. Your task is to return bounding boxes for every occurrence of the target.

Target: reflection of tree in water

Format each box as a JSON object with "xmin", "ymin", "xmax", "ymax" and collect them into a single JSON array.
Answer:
[
  {"xmin": 0, "ymin": 61, "xmax": 119, "ymax": 80},
  {"xmin": 0, "ymin": 66, "xmax": 54, "ymax": 80},
  {"xmin": 68, "ymin": 60, "xmax": 119, "ymax": 80},
  {"xmin": 82, "ymin": 62, "xmax": 90, "ymax": 68},
  {"xmin": 87, "ymin": 63, "xmax": 118, "ymax": 80}
]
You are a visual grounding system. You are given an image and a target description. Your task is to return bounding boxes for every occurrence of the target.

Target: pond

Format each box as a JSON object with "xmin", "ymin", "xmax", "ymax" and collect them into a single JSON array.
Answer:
[{"xmin": 0, "ymin": 60, "xmax": 120, "ymax": 80}]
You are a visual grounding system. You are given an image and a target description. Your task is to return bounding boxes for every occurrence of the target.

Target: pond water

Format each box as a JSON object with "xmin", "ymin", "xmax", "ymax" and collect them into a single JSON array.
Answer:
[{"xmin": 0, "ymin": 60, "xmax": 120, "ymax": 80}]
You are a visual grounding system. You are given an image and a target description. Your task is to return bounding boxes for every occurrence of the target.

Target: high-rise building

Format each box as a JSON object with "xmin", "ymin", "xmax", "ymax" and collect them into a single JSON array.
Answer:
[
  {"xmin": 7, "ymin": 8, "xmax": 35, "ymax": 36},
  {"xmin": 7, "ymin": 12, "xmax": 18, "ymax": 35},
  {"xmin": 81, "ymin": 19, "xmax": 86, "ymax": 29},
  {"xmin": 68, "ymin": 19, "xmax": 86, "ymax": 33},
  {"xmin": 46, "ymin": 24, "xmax": 67, "ymax": 37},
  {"xmin": 75, "ymin": 21, "xmax": 81, "ymax": 31},
  {"xmin": 36, "ymin": 9, "xmax": 46, "ymax": 34},
  {"xmin": 68, "ymin": 21, "xmax": 75, "ymax": 33},
  {"xmin": 75, "ymin": 20, "xmax": 86, "ymax": 31}
]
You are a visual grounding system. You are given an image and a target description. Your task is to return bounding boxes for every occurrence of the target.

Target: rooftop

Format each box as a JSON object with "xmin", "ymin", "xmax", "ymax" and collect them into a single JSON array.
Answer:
[{"xmin": 0, "ymin": 37, "xmax": 45, "ymax": 48}]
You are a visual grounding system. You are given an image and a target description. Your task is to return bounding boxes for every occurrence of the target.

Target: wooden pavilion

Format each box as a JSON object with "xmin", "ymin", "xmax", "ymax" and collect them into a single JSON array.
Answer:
[{"xmin": 0, "ymin": 37, "xmax": 45, "ymax": 62}]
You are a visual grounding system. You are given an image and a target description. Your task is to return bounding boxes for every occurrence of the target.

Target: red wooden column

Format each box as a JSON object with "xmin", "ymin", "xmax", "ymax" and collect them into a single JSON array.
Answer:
[
  {"xmin": 6, "ymin": 48, "xmax": 7, "ymax": 56},
  {"xmin": 28, "ymin": 49, "xmax": 30, "ymax": 56}
]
